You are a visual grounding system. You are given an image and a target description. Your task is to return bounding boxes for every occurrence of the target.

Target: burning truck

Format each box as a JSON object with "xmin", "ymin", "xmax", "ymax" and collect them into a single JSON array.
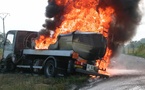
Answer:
[
  {"xmin": 0, "ymin": 30, "xmax": 108, "ymax": 77},
  {"xmin": 0, "ymin": 0, "xmax": 142, "ymax": 77}
]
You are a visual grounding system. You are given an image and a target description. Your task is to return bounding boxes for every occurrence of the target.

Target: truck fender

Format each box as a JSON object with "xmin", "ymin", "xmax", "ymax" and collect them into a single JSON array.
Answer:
[
  {"xmin": 4, "ymin": 53, "xmax": 17, "ymax": 64},
  {"xmin": 42, "ymin": 56, "xmax": 57, "ymax": 68},
  {"xmin": 1, "ymin": 53, "xmax": 16, "ymax": 72},
  {"xmin": 4, "ymin": 53, "xmax": 13, "ymax": 62}
]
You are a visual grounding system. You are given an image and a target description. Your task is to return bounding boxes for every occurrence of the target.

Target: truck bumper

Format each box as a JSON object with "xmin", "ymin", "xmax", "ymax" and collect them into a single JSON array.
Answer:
[
  {"xmin": 75, "ymin": 68, "xmax": 99, "ymax": 75},
  {"xmin": 75, "ymin": 67, "xmax": 109, "ymax": 78}
]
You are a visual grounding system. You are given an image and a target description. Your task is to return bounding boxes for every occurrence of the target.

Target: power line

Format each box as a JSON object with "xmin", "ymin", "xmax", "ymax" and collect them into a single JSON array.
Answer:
[{"xmin": 0, "ymin": 13, "xmax": 10, "ymax": 38}]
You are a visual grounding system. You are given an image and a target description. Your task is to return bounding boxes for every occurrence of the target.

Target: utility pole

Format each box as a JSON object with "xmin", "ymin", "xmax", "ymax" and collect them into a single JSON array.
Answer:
[{"xmin": 0, "ymin": 13, "xmax": 10, "ymax": 38}]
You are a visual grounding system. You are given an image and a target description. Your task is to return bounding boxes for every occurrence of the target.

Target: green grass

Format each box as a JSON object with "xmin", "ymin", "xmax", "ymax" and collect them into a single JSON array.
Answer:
[
  {"xmin": 0, "ymin": 73, "xmax": 89, "ymax": 90},
  {"xmin": 133, "ymin": 49, "xmax": 145, "ymax": 58}
]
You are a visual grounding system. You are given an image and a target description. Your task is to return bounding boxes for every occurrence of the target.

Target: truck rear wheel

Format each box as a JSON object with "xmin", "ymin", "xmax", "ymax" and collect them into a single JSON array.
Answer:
[{"xmin": 44, "ymin": 60, "xmax": 57, "ymax": 77}]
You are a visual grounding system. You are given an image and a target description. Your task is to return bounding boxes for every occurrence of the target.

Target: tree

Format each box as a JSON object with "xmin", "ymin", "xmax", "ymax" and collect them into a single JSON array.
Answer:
[
  {"xmin": 130, "ymin": 41, "xmax": 137, "ymax": 54},
  {"xmin": 0, "ymin": 32, "xmax": 5, "ymax": 48}
]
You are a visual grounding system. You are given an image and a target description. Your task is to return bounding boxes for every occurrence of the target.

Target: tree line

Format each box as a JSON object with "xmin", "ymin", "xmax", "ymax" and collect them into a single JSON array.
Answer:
[{"xmin": 124, "ymin": 38, "xmax": 145, "ymax": 58}]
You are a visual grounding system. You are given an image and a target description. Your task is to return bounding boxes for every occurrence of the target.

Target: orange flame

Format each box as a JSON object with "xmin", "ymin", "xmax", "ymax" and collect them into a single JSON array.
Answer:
[
  {"xmin": 35, "ymin": 34, "xmax": 58, "ymax": 49},
  {"xmin": 96, "ymin": 48, "xmax": 112, "ymax": 70},
  {"xmin": 35, "ymin": 0, "xmax": 115, "ymax": 72}
]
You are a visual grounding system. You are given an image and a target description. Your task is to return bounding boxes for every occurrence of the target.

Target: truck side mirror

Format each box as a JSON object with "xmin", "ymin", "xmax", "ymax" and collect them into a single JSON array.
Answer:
[{"xmin": 3, "ymin": 41, "xmax": 5, "ymax": 45}]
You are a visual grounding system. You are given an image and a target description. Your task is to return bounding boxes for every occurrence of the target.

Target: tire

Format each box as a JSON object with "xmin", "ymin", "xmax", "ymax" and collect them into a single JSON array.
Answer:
[
  {"xmin": 33, "ymin": 59, "xmax": 42, "ymax": 74},
  {"xmin": 6, "ymin": 60, "xmax": 15, "ymax": 72},
  {"xmin": 44, "ymin": 60, "xmax": 57, "ymax": 78}
]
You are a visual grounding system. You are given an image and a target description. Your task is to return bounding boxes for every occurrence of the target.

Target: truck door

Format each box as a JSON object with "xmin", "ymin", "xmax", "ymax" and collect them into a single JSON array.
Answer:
[{"xmin": 3, "ymin": 33, "xmax": 14, "ymax": 59}]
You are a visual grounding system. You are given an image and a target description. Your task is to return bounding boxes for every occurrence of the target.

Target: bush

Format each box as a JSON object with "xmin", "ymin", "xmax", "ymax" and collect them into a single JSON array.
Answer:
[{"xmin": 134, "ymin": 44, "xmax": 145, "ymax": 58}]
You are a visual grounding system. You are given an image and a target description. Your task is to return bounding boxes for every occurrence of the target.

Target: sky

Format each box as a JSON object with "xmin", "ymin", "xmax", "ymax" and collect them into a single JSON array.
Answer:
[
  {"xmin": 0, "ymin": 0, "xmax": 145, "ymax": 41},
  {"xmin": 0, "ymin": 0, "xmax": 47, "ymax": 31}
]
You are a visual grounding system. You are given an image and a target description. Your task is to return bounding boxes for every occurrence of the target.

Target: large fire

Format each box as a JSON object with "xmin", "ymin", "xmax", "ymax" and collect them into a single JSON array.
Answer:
[
  {"xmin": 35, "ymin": 0, "xmax": 114, "ymax": 48},
  {"xmin": 35, "ymin": 0, "xmax": 141, "ymax": 75}
]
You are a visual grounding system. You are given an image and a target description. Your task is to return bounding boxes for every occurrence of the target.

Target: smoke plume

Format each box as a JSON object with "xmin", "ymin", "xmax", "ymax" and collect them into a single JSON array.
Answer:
[{"xmin": 104, "ymin": 0, "xmax": 142, "ymax": 57}]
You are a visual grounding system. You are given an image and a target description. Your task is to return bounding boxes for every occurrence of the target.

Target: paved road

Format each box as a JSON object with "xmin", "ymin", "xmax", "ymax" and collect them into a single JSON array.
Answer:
[{"xmin": 80, "ymin": 54, "xmax": 145, "ymax": 90}]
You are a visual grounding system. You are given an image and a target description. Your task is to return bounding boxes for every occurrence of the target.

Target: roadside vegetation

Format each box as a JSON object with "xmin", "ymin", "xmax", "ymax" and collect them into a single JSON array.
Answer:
[
  {"xmin": 124, "ymin": 38, "xmax": 145, "ymax": 58},
  {"xmin": 133, "ymin": 44, "xmax": 145, "ymax": 58},
  {"xmin": 0, "ymin": 49, "xmax": 89, "ymax": 90}
]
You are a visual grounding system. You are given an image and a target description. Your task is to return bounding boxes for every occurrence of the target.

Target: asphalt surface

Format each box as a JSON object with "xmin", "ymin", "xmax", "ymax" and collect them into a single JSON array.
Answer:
[{"xmin": 80, "ymin": 54, "xmax": 145, "ymax": 90}]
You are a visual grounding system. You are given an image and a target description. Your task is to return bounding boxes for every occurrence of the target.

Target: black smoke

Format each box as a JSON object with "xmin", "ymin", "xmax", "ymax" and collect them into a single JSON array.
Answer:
[
  {"xmin": 98, "ymin": 0, "xmax": 142, "ymax": 56},
  {"xmin": 45, "ymin": 0, "xmax": 60, "ymax": 18},
  {"xmin": 38, "ymin": 0, "xmax": 61, "ymax": 37}
]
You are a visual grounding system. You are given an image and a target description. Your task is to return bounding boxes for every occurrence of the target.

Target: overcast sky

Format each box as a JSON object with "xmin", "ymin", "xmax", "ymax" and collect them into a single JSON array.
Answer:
[
  {"xmin": 0, "ymin": 0, "xmax": 145, "ymax": 41},
  {"xmin": 0, "ymin": 0, "xmax": 47, "ymax": 31}
]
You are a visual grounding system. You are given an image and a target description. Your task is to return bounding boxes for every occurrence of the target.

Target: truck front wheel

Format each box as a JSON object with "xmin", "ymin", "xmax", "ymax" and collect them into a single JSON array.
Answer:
[
  {"xmin": 44, "ymin": 60, "xmax": 57, "ymax": 77},
  {"xmin": 2, "ymin": 60, "xmax": 16, "ymax": 73}
]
